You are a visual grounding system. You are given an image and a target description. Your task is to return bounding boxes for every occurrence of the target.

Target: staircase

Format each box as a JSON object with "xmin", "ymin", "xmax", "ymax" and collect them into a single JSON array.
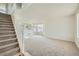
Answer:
[{"xmin": 0, "ymin": 13, "xmax": 20, "ymax": 56}]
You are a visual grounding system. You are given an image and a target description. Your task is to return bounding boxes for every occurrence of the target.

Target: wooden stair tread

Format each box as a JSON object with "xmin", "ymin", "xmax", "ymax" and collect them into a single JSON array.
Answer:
[
  {"xmin": 0, "ymin": 28, "xmax": 14, "ymax": 29},
  {"xmin": 0, "ymin": 38, "xmax": 17, "ymax": 43},
  {"xmin": 0, "ymin": 25, "xmax": 13, "ymax": 27},
  {"xmin": 0, "ymin": 20, "xmax": 12, "ymax": 22},
  {"xmin": 0, "ymin": 47, "xmax": 19, "ymax": 56},
  {"xmin": 0, "ymin": 34, "xmax": 16, "ymax": 37},
  {"xmin": 0, "ymin": 28, "xmax": 14, "ymax": 31},
  {"xmin": 0, "ymin": 42, "xmax": 18, "ymax": 49},
  {"xmin": 0, "ymin": 30, "xmax": 15, "ymax": 32}
]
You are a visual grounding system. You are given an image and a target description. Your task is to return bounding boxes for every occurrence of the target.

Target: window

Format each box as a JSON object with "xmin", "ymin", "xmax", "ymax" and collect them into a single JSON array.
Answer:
[
  {"xmin": 24, "ymin": 24, "xmax": 43, "ymax": 37},
  {"xmin": 33, "ymin": 24, "xmax": 43, "ymax": 35}
]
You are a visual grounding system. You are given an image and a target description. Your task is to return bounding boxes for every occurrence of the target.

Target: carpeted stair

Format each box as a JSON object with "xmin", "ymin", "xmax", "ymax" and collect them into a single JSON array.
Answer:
[{"xmin": 0, "ymin": 13, "xmax": 20, "ymax": 56}]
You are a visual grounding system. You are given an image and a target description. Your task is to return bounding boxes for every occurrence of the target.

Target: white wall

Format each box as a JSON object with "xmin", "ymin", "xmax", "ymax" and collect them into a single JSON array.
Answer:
[
  {"xmin": 77, "ymin": 14, "xmax": 79, "ymax": 38},
  {"xmin": 12, "ymin": 3, "xmax": 78, "ymax": 51},
  {"xmin": 75, "ymin": 13, "xmax": 79, "ymax": 48},
  {"xmin": 44, "ymin": 16, "xmax": 76, "ymax": 41},
  {"xmin": 0, "ymin": 3, "xmax": 7, "ymax": 13}
]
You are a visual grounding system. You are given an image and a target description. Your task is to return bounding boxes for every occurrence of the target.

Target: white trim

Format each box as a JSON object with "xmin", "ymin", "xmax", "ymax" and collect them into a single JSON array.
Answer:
[{"xmin": 21, "ymin": 50, "xmax": 31, "ymax": 56}]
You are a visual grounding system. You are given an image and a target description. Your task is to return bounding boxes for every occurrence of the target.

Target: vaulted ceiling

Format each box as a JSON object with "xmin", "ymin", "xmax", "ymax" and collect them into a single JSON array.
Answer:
[{"xmin": 20, "ymin": 3, "xmax": 78, "ymax": 18}]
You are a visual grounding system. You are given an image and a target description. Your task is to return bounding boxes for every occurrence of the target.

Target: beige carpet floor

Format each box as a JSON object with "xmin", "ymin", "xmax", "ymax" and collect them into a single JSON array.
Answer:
[{"xmin": 24, "ymin": 35, "xmax": 79, "ymax": 56}]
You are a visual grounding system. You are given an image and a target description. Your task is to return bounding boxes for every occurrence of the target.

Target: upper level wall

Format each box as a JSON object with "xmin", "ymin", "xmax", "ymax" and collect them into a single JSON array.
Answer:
[{"xmin": 0, "ymin": 3, "xmax": 7, "ymax": 13}]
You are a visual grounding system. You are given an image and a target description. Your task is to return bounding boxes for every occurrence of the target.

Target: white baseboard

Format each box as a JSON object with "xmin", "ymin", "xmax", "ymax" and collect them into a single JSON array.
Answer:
[
  {"xmin": 21, "ymin": 50, "xmax": 31, "ymax": 56},
  {"xmin": 75, "ymin": 38, "xmax": 79, "ymax": 48},
  {"xmin": 44, "ymin": 36, "xmax": 75, "ymax": 42}
]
